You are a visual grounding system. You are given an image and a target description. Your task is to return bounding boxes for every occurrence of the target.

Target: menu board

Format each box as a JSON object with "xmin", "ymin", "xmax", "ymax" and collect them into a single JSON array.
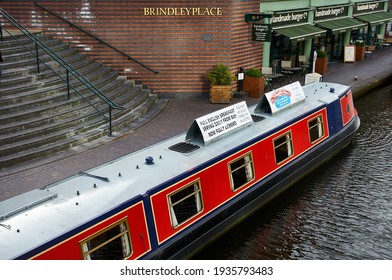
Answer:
[
  {"xmin": 190, "ymin": 101, "xmax": 253, "ymax": 144},
  {"xmin": 252, "ymin": 24, "xmax": 271, "ymax": 42},
  {"xmin": 344, "ymin": 45, "xmax": 356, "ymax": 63}
]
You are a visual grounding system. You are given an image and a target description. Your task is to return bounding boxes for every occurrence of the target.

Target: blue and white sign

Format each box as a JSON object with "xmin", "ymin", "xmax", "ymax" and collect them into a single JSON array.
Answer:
[{"xmin": 265, "ymin": 81, "xmax": 306, "ymax": 114}]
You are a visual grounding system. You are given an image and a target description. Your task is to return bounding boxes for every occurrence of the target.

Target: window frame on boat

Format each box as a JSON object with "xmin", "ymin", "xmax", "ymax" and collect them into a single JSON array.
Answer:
[
  {"xmin": 168, "ymin": 179, "xmax": 203, "ymax": 228},
  {"xmin": 273, "ymin": 131, "xmax": 294, "ymax": 164},
  {"xmin": 79, "ymin": 218, "xmax": 132, "ymax": 260},
  {"xmin": 308, "ymin": 115, "xmax": 325, "ymax": 144},
  {"xmin": 228, "ymin": 152, "xmax": 255, "ymax": 191}
]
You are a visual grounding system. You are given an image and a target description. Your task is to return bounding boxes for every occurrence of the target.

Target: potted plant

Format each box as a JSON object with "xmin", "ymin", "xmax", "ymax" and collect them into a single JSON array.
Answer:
[
  {"xmin": 206, "ymin": 64, "xmax": 236, "ymax": 103},
  {"xmin": 315, "ymin": 50, "xmax": 328, "ymax": 75},
  {"xmin": 243, "ymin": 68, "xmax": 265, "ymax": 98},
  {"xmin": 355, "ymin": 41, "xmax": 365, "ymax": 62}
]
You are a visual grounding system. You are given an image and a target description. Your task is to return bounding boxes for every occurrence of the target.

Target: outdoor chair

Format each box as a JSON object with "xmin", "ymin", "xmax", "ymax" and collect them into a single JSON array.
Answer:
[
  {"xmin": 365, "ymin": 45, "xmax": 375, "ymax": 61},
  {"xmin": 261, "ymin": 67, "xmax": 273, "ymax": 75},
  {"xmin": 299, "ymin": 55, "xmax": 309, "ymax": 75},
  {"xmin": 280, "ymin": 60, "xmax": 294, "ymax": 83},
  {"xmin": 376, "ymin": 34, "xmax": 390, "ymax": 51},
  {"xmin": 261, "ymin": 67, "xmax": 274, "ymax": 91}
]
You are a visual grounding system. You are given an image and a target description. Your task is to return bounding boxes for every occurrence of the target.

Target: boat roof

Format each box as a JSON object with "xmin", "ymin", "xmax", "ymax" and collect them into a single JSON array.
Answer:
[{"xmin": 0, "ymin": 82, "xmax": 350, "ymax": 259}]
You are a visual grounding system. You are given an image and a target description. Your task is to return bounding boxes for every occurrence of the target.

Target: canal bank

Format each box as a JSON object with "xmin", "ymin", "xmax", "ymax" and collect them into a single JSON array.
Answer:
[
  {"xmin": 0, "ymin": 47, "xmax": 392, "ymax": 202},
  {"xmin": 322, "ymin": 47, "xmax": 392, "ymax": 98}
]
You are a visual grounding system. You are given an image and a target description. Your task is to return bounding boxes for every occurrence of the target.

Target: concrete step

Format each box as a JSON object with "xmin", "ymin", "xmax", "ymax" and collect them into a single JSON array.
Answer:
[
  {"xmin": 0, "ymin": 32, "xmax": 160, "ymax": 168},
  {"xmin": 0, "ymin": 99, "xmax": 95, "ymax": 136},
  {"xmin": 0, "ymin": 91, "xmax": 155, "ymax": 155},
  {"xmin": 0, "ymin": 130, "xmax": 98, "ymax": 168},
  {"xmin": 0, "ymin": 64, "xmax": 116, "ymax": 102},
  {"xmin": 1, "ymin": 39, "xmax": 68, "ymax": 61},
  {"xmin": 0, "ymin": 33, "xmax": 48, "ymax": 49},
  {"xmin": 0, "ymin": 96, "xmax": 164, "ymax": 168}
]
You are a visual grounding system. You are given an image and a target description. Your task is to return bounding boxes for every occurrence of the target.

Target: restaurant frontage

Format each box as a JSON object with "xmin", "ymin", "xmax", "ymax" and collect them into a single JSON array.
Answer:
[
  {"xmin": 353, "ymin": 1, "xmax": 392, "ymax": 44},
  {"xmin": 258, "ymin": 0, "xmax": 392, "ymax": 71}
]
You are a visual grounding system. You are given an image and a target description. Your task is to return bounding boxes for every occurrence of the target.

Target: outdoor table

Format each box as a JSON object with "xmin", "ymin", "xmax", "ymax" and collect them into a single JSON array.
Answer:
[
  {"xmin": 282, "ymin": 67, "xmax": 303, "ymax": 79},
  {"xmin": 264, "ymin": 73, "xmax": 284, "ymax": 90},
  {"xmin": 364, "ymin": 50, "xmax": 373, "ymax": 60},
  {"xmin": 382, "ymin": 43, "xmax": 391, "ymax": 51}
]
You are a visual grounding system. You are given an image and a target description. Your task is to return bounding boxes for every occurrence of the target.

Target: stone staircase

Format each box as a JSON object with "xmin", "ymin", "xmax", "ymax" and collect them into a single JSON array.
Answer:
[{"xmin": 0, "ymin": 32, "xmax": 166, "ymax": 169}]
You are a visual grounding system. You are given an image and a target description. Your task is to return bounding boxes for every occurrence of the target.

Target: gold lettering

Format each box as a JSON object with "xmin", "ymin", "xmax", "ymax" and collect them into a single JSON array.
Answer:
[
  {"xmin": 159, "ymin": 8, "xmax": 166, "ymax": 15},
  {"xmin": 143, "ymin": 7, "xmax": 223, "ymax": 16}
]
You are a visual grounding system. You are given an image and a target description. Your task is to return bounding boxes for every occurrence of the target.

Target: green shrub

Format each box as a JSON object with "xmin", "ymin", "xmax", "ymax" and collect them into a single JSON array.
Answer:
[
  {"xmin": 245, "ymin": 68, "xmax": 262, "ymax": 78},
  {"xmin": 206, "ymin": 64, "xmax": 236, "ymax": 85},
  {"xmin": 317, "ymin": 51, "xmax": 327, "ymax": 58}
]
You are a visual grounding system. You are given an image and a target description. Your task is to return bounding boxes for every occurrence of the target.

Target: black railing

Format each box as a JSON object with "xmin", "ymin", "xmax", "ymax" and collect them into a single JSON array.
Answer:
[
  {"xmin": 35, "ymin": 2, "xmax": 159, "ymax": 75},
  {"xmin": 0, "ymin": 8, "xmax": 123, "ymax": 136}
]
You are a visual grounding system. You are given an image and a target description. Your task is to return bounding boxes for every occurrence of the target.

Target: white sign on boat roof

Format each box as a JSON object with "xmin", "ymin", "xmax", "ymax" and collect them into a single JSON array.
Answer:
[
  {"xmin": 263, "ymin": 81, "xmax": 306, "ymax": 114},
  {"xmin": 186, "ymin": 101, "xmax": 253, "ymax": 145}
]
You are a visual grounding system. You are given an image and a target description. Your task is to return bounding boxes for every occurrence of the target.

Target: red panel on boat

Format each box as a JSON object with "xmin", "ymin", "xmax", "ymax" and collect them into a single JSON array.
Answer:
[{"xmin": 340, "ymin": 90, "xmax": 355, "ymax": 126}]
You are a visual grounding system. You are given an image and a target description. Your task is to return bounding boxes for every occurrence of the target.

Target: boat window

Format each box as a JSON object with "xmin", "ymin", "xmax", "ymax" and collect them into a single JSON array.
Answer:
[
  {"xmin": 168, "ymin": 180, "xmax": 203, "ymax": 228},
  {"xmin": 229, "ymin": 153, "xmax": 255, "ymax": 191},
  {"xmin": 80, "ymin": 219, "xmax": 132, "ymax": 260},
  {"xmin": 308, "ymin": 115, "xmax": 324, "ymax": 143},
  {"xmin": 274, "ymin": 132, "xmax": 293, "ymax": 164}
]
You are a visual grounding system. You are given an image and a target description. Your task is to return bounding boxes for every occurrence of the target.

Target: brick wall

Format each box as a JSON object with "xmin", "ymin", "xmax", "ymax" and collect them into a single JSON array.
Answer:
[{"xmin": 1, "ymin": 0, "xmax": 263, "ymax": 97}]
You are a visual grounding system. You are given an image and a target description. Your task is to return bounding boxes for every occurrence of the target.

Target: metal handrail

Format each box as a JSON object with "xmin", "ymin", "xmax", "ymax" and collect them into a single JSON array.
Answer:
[
  {"xmin": 1, "ymin": 26, "xmax": 106, "ymax": 119},
  {"xmin": 0, "ymin": 8, "xmax": 123, "ymax": 135},
  {"xmin": 35, "ymin": 2, "xmax": 160, "ymax": 75}
]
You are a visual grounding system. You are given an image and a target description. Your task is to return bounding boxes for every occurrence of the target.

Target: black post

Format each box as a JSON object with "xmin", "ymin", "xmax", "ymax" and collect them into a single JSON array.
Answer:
[
  {"xmin": 66, "ymin": 70, "xmax": 70, "ymax": 100},
  {"xmin": 237, "ymin": 67, "xmax": 244, "ymax": 92},
  {"xmin": 35, "ymin": 43, "xmax": 40, "ymax": 73},
  {"xmin": 108, "ymin": 106, "xmax": 112, "ymax": 136}
]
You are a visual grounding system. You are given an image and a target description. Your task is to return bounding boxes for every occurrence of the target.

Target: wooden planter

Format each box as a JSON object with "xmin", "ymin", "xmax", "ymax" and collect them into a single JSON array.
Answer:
[
  {"xmin": 209, "ymin": 85, "xmax": 232, "ymax": 104},
  {"xmin": 355, "ymin": 45, "xmax": 365, "ymax": 62},
  {"xmin": 243, "ymin": 76, "xmax": 265, "ymax": 98},
  {"xmin": 315, "ymin": 57, "xmax": 328, "ymax": 75}
]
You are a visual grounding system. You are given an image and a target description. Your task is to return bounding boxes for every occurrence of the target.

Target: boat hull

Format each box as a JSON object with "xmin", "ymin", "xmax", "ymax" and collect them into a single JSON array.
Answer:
[
  {"xmin": 148, "ymin": 114, "xmax": 360, "ymax": 259},
  {"xmin": 0, "ymin": 82, "xmax": 361, "ymax": 260}
]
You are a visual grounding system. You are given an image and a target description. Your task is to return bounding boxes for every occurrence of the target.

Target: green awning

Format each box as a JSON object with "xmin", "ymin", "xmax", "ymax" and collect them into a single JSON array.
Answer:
[
  {"xmin": 355, "ymin": 12, "xmax": 392, "ymax": 26},
  {"xmin": 274, "ymin": 24, "xmax": 326, "ymax": 41},
  {"xmin": 316, "ymin": 17, "xmax": 366, "ymax": 34}
]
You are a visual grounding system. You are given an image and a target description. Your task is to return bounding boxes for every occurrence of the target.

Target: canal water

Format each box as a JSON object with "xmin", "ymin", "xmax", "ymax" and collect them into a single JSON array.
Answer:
[{"xmin": 194, "ymin": 83, "xmax": 392, "ymax": 260}]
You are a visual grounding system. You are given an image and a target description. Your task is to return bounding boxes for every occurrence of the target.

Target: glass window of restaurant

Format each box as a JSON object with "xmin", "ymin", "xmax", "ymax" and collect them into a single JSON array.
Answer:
[
  {"xmin": 268, "ymin": 9, "xmax": 325, "ymax": 72},
  {"xmin": 314, "ymin": 4, "xmax": 366, "ymax": 61},
  {"xmin": 271, "ymin": 35, "xmax": 306, "ymax": 67},
  {"xmin": 353, "ymin": 1, "xmax": 392, "ymax": 45}
]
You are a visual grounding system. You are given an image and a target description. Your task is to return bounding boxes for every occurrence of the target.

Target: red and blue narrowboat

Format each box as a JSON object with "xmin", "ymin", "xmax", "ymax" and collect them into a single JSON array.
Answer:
[{"xmin": 0, "ymin": 81, "xmax": 360, "ymax": 260}]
